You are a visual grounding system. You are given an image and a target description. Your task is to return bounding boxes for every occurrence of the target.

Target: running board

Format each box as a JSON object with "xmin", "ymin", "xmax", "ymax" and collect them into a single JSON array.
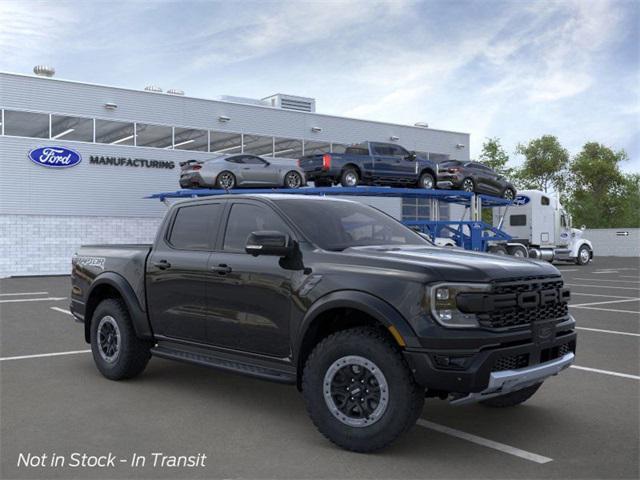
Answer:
[{"xmin": 151, "ymin": 345, "xmax": 296, "ymax": 384}]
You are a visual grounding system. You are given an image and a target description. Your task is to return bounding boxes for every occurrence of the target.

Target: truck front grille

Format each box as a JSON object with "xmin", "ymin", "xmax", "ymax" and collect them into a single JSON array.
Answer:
[{"xmin": 475, "ymin": 276, "xmax": 570, "ymax": 329}]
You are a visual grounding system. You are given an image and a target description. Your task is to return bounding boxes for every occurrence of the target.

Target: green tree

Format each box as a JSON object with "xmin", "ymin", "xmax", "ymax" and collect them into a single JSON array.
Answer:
[
  {"xmin": 479, "ymin": 137, "xmax": 513, "ymax": 177},
  {"xmin": 565, "ymin": 142, "xmax": 638, "ymax": 228},
  {"xmin": 515, "ymin": 135, "xmax": 569, "ymax": 193}
]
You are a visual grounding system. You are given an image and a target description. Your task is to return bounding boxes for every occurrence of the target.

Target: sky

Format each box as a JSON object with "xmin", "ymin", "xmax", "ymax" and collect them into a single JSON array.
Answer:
[{"xmin": 1, "ymin": 0, "xmax": 638, "ymax": 172}]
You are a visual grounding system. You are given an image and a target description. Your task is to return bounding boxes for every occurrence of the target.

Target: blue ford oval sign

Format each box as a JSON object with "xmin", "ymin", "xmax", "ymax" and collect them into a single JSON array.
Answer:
[
  {"xmin": 513, "ymin": 195, "xmax": 530, "ymax": 206},
  {"xmin": 28, "ymin": 146, "xmax": 82, "ymax": 168}
]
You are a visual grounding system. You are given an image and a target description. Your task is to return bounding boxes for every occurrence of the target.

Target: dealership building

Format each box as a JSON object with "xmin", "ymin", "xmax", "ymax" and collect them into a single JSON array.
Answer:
[{"xmin": 0, "ymin": 69, "xmax": 470, "ymax": 277}]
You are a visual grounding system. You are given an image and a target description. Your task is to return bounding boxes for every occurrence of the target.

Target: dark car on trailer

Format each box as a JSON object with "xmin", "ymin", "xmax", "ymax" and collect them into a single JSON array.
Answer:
[{"xmin": 437, "ymin": 160, "xmax": 516, "ymax": 199}]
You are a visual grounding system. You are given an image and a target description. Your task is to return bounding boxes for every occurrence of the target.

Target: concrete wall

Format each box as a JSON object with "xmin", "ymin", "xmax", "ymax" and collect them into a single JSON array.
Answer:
[{"xmin": 584, "ymin": 228, "xmax": 640, "ymax": 257}]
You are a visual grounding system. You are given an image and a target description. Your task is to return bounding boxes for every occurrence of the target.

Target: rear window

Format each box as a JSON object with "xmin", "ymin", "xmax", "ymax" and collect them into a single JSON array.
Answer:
[
  {"xmin": 169, "ymin": 203, "xmax": 223, "ymax": 250},
  {"xmin": 510, "ymin": 215, "xmax": 527, "ymax": 226},
  {"xmin": 345, "ymin": 147, "xmax": 369, "ymax": 156}
]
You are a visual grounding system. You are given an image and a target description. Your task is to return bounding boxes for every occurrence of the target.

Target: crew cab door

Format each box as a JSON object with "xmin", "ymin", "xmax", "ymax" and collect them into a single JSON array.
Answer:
[
  {"xmin": 146, "ymin": 202, "xmax": 224, "ymax": 341},
  {"xmin": 205, "ymin": 201, "xmax": 294, "ymax": 357},
  {"xmin": 371, "ymin": 143, "xmax": 415, "ymax": 182}
]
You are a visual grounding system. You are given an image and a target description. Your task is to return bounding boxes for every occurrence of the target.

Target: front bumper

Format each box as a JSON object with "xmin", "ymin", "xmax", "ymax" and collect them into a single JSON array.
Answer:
[
  {"xmin": 403, "ymin": 326, "xmax": 577, "ymax": 397},
  {"xmin": 451, "ymin": 352, "xmax": 574, "ymax": 405}
]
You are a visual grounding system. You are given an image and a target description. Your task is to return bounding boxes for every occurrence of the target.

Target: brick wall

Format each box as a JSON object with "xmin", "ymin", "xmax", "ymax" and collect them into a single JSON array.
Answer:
[{"xmin": 0, "ymin": 215, "xmax": 162, "ymax": 277}]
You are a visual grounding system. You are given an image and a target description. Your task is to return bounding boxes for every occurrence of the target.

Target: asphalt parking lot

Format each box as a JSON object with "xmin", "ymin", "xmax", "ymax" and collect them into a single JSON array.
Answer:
[{"xmin": 1, "ymin": 257, "xmax": 638, "ymax": 479}]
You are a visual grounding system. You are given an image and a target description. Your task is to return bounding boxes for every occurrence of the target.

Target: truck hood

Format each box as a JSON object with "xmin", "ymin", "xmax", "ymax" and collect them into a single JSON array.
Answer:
[{"xmin": 343, "ymin": 245, "xmax": 561, "ymax": 283}]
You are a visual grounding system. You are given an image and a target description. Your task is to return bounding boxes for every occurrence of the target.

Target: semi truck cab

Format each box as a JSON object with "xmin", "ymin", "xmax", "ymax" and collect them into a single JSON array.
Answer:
[{"xmin": 494, "ymin": 190, "xmax": 594, "ymax": 265}]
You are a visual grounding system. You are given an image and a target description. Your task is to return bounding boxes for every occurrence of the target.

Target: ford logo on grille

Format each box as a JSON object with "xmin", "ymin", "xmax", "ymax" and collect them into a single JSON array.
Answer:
[{"xmin": 28, "ymin": 146, "xmax": 82, "ymax": 168}]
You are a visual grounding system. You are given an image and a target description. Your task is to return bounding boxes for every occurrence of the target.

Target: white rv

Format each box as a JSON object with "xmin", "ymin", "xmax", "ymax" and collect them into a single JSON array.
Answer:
[{"xmin": 493, "ymin": 190, "xmax": 594, "ymax": 265}]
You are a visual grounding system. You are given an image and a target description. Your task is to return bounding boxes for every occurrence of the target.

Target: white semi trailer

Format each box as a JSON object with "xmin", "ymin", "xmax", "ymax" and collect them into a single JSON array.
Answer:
[{"xmin": 492, "ymin": 190, "xmax": 594, "ymax": 265}]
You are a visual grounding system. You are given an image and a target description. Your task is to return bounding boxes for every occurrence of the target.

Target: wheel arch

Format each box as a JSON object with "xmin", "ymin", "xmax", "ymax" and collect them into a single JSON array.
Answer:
[
  {"xmin": 84, "ymin": 272, "xmax": 153, "ymax": 343},
  {"xmin": 342, "ymin": 163, "xmax": 362, "ymax": 177},
  {"xmin": 419, "ymin": 167, "xmax": 436, "ymax": 179},
  {"xmin": 293, "ymin": 290, "xmax": 419, "ymax": 390}
]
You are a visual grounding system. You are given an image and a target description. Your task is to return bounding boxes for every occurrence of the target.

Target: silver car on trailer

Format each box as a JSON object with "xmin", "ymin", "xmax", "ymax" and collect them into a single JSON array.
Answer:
[{"xmin": 179, "ymin": 154, "xmax": 306, "ymax": 189}]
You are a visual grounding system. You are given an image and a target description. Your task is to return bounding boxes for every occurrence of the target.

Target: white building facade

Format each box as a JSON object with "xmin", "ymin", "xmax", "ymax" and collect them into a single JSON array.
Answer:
[{"xmin": 0, "ymin": 72, "xmax": 470, "ymax": 277}]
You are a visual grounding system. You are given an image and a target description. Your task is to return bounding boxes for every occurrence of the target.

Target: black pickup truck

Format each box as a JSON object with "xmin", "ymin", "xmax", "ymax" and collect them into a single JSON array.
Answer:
[
  {"xmin": 70, "ymin": 194, "xmax": 576, "ymax": 452},
  {"xmin": 298, "ymin": 141, "xmax": 438, "ymax": 189}
]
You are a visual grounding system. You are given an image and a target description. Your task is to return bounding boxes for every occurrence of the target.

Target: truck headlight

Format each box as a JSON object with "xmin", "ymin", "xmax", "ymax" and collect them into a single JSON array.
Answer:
[{"xmin": 428, "ymin": 283, "xmax": 491, "ymax": 328}]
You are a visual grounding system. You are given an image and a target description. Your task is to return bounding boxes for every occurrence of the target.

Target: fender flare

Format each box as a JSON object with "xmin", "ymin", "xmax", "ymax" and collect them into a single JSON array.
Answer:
[
  {"xmin": 293, "ymin": 290, "xmax": 421, "ymax": 364},
  {"xmin": 570, "ymin": 238, "xmax": 594, "ymax": 258},
  {"xmin": 84, "ymin": 272, "xmax": 153, "ymax": 342}
]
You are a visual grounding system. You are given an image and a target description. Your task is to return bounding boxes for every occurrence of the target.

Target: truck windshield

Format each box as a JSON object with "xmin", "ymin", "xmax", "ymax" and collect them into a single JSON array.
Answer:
[{"xmin": 274, "ymin": 199, "xmax": 429, "ymax": 251}]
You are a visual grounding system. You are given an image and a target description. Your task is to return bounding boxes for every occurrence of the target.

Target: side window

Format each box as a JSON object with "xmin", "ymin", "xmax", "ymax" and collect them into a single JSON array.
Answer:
[
  {"xmin": 510, "ymin": 215, "xmax": 527, "ymax": 226},
  {"xmin": 242, "ymin": 156, "xmax": 267, "ymax": 165},
  {"xmin": 169, "ymin": 203, "xmax": 223, "ymax": 250},
  {"xmin": 541, "ymin": 196, "xmax": 550, "ymax": 206},
  {"xmin": 389, "ymin": 145, "xmax": 410, "ymax": 158},
  {"xmin": 372, "ymin": 144, "xmax": 391, "ymax": 156},
  {"xmin": 561, "ymin": 215, "xmax": 567, "ymax": 227},
  {"xmin": 223, "ymin": 203, "xmax": 290, "ymax": 253},
  {"xmin": 225, "ymin": 156, "xmax": 244, "ymax": 164}
]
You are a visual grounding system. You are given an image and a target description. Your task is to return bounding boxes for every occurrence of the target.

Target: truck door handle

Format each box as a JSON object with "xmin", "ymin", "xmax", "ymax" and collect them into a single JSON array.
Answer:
[
  {"xmin": 153, "ymin": 260, "xmax": 171, "ymax": 270},
  {"xmin": 211, "ymin": 264, "xmax": 232, "ymax": 274}
]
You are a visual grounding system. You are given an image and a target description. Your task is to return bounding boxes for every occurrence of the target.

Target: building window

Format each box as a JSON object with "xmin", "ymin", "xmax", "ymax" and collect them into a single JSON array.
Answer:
[
  {"xmin": 95, "ymin": 119, "xmax": 135, "ymax": 145},
  {"xmin": 243, "ymin": 134, "xmax": 274, "ymax": 156},
  {"xmin": 135, "ymin": 123, "xmax": 173, "ymax": 148},
  {"xmin": 173, "ymin": 127, "xmax": 208, "ymax": 151},
  {"xmin": 3, "ymin": 110, "xmax": 49, "ymax": 138},
  {"xmin": 304, "ymin": 140, "xmax": 331, "ymax": 155},
  {"xmin": 50, "ymin": 114, "xmax": 93, "ymax": 142},
  {"xmin": 210, "ymin": 131, "xmax": 243, "ymax": 154},
  {"xmin": 273, "ymin": 137, "xmax": 303, "ymax": 159}
]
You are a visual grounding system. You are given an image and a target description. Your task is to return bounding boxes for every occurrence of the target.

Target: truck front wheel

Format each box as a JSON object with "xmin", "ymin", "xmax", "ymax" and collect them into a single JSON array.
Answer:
[
  {"xmin": 302, "ymin": 327, "xmax": 424, "ymax": 452},
  {"xmin": 90, "ymin": 298, "xmax": 152, "ymax": 380},
  {"xmin": 576, "ymin": 245, "xmax": 591, "ymax": 265},
  {"xmin": 480, "ymin": 383, "xmax": 542, "ymax": 408}
]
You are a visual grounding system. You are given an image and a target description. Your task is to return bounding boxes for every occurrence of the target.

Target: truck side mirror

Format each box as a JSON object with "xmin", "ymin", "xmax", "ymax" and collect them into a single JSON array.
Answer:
[
  {"xmin": 407, "ymin": 151, "xmax": 417, "ymax": 161},
  {"xmin": 245, "ymin": 231, "xmax": 294, "ymax": 257},
  {"xmin": 581, "ymin": 225, "xmax": 586, "ymax": 231}
]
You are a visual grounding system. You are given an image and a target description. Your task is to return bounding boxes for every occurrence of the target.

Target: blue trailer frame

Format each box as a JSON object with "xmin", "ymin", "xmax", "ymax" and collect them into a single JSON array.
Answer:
[{"xmin": 148, "ymin": 186, "xmax": 512, "ymax": 252}]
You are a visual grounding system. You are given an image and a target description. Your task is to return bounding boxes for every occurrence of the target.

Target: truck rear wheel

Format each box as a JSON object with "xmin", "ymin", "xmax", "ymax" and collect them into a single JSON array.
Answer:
[
  {"xmin": 302, "ymin": 327, "xmax": 424, "ymax": 452},
  {"xmin": 340, "ymin": 168, "xmax": 359, "ymax": 187},
  {"xmin": 90, "ymin": 298, "xmax": 151, "ymax": 380},
  {"xmin": 480, "ymin": 383, "xmax": 542, "ymax": 408}
]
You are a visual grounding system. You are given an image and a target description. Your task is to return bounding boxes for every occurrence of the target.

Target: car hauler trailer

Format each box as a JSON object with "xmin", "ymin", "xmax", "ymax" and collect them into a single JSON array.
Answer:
[
  {"xmin": 492, "ymin": 190, "xmax": 594, "ymax": 265},
  {"xmin": 149, "ymin": 186, "xmax": 513, "ymax": 254}
]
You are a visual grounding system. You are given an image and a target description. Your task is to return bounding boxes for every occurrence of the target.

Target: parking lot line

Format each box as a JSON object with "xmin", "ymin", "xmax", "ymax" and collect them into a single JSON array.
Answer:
[
  {"xmin": 0, "ymin": 296, "xmax": 67, "ymax": 304},
  {"xmin": 571, "ymin": 292, "xmax": 636, "ymax": 299},
  {"xmin": 565, "ymin": 283, "xmax": 640, "ymax": 291},
  {"xmin": 51, "ymin": 306, "xmax": 72, "ymax": 315},
  {"xmin": 573, "ymin": 278, "xmax": 640, "ymax": 284},
  {"xmin": 575, "ymin": 327, "xmax": 640, "ymax": 337},
  {"xmin": 593, "ymin": 271, "xmax": 620, "ymax": 274},
  {"xmin": 570, "ymin": 305, "xmax": 640, "ymax": 314},
  {"xmin": 0, "ymin": 349, "xmax": 91, "ymax": 362},
  {"xmin": 0, "ymin": 291, "xmax": 49, "ymax": 296},
  {"xmin": 571, "ymin": 365, "xmax": 640, "ymax": 380},
  {"xmin": 620, "ymin": 275, "xmax": 640, "ymax": 279},
  {"xmin": 417, "ymin": 419, "xmax": 553, "ymax": 464},
  {"xmin": 571, "ymin": 298, "xmax": 640, "ymax": 307},
  {"xmin": 557, "ymin": 268, "xmax": 579, "ymax": 272}
]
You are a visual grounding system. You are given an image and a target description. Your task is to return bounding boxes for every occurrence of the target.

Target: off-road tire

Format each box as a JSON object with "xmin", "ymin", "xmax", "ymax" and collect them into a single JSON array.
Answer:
[
  {"xmin": 302, "ymin": 327, "xmax": 424, "ymax": 453},
  {"xmin": 90, "ymin": 298, "xmax": 152, "ymax": 380},
  {"xmin": 480, "ymin": 383, "xmax": 542, "ymax": 408},
  {"xmin": 340, "ymin": 168, "xmax": 359, "ymax": 187}
]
